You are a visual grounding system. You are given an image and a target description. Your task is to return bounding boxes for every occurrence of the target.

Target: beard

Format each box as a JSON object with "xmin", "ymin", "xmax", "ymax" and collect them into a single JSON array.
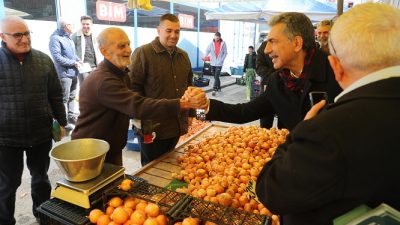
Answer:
[{"xmin": 319, "ymin": 38, "xmax": 329, "ymax": 47}]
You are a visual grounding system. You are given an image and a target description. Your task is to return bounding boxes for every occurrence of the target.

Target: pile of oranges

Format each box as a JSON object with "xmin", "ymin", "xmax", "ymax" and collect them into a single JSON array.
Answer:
[
  {"xmin": 88, "ymin": 196, "xmax": 168, "ymax": 225},
  {"xmin": 173, "ymin": 126, "xmax": 289, "ymax": 220}
]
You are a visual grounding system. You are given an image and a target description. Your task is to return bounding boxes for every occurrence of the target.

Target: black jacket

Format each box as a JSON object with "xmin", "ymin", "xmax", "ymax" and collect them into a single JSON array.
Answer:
[
  {"xmin": 0, "ymin": 42, "xmax": 67, "ymax": 147},
  {"xmin": 256, "ymin": 41, "xmax": 276, "ymax": 85},
  {"xmin": 256, "ymin": 76, "xmax": 400, "ymax": 225},
  {"xmin": 206, "ymin": 48, "xmax": 342, "ymax": 130},
  {"xmin": 243, "ymin": 52, "xmax": 257, "ymax": 72}
]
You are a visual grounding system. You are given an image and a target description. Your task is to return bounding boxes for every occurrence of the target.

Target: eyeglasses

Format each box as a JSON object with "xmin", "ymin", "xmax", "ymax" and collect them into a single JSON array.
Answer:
[{"xmin": 2, "ymin": 31, "xmax": 31, "ymax": 40}]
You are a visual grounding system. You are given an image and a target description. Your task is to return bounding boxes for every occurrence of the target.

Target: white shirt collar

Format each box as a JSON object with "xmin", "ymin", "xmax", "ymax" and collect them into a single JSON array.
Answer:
[{"xmin": 335, "ymin": 65, "xmax": 400, "ymax": 102}]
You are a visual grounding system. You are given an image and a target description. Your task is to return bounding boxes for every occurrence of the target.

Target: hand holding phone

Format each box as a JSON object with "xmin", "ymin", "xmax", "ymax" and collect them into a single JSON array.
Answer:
[{"xmin": 309, "ymin": 91, "xmax": 328, "ymax": 106}]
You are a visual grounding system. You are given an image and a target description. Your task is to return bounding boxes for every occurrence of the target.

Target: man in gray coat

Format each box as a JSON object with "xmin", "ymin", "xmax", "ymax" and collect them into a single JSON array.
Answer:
[{"xmin": 49, "ymin": 18, "xmax": 81, "ymax": 128}]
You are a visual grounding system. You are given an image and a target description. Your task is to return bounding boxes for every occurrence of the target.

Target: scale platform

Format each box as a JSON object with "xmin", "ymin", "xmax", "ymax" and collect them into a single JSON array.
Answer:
[{"xmin": 51, "ymin": 163, "xmax": 125, "ymax": 209}]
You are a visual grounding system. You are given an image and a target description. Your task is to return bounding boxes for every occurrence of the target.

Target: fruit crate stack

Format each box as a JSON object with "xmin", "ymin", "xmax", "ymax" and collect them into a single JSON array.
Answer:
[
  {"xmin": 103, "ymin": 176, "xmax": 186, "ymax": 213},
  {"xmin": 103, "ymin": 176, "xmax": 270, "ymax": 225},
  {"xmin": 36, "ymin": 174, "xmax": 146, "ymax": 225},
  {"xmin": 37, "ymin": 198, "xmax": 91, "ymax": 225},
  {"xmin": 168, "ymin": 196, "xmax": 270, "ymax": 225}
]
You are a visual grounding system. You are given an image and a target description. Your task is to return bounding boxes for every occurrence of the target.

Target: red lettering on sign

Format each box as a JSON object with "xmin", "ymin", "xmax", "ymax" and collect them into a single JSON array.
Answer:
[
  {"xmin": 178, "ymin": 14, "xmax": 194, "ymax": 29},
  {"xmin": 96, "ymin": 1, "xmax": 126, "ymax": 22}
]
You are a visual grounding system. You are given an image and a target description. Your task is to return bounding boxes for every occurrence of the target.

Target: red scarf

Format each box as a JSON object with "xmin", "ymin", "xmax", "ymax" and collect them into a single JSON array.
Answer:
[{"xmin": 279, "ymin": 48, "xmax": 315, "ymax": 94}]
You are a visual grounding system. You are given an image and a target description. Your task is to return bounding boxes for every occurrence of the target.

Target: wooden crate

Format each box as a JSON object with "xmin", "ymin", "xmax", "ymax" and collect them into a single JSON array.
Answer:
[{"xmin": 133, "ymin": 123, "xmax": 229, "ymax": 187}]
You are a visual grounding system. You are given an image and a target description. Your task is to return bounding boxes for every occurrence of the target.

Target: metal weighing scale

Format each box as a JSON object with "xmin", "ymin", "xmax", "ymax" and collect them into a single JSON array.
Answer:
[{"xmin": 51, "ymin": 163, "xmax": 125, "ymax": 209}]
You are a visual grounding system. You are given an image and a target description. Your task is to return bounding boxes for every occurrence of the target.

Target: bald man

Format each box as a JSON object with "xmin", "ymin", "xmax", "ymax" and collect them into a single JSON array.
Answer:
[
  {"xmin": 72, "ymin": 27, "xmax": 203, "ymax": 165},
  {"xmin": 0, "ymin": 16, "xmax": 66, "ymax": 224}
]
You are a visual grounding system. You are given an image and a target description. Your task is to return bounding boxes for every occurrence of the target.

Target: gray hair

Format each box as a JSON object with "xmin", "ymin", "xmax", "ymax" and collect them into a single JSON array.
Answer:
[
  {"xmin": 97, "ymin": 27, "xmax": 123, "ymax": 48},
  {"xmin": 57, "ymin": 17, "xmax": 73, "ymax": 29},
  {"xmin": 0, "ymin": 16, "xmax": 27, "ymax": 33},
  {"xmin": 317, "ymin": 19, "xmax": 333, "ymax": 29},
  {"xmin": 329, "ymin": 3, "xmax": 400, "ymax": 71},
  {"xmin": 269, "ymin": 12, "xmax": 315, "ymax": 51}
]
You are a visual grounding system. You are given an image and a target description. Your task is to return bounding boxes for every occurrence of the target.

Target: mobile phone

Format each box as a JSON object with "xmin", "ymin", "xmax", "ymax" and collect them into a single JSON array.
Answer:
[{"xmin": 309, "ymin": 91, "xmax": 328, "ymax": 106}]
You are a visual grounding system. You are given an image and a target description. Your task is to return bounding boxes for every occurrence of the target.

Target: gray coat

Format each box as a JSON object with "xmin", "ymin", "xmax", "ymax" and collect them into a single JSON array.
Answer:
[
  {"xmin": 204, "ymin": 39, "xmax": 227, "ymax": 67},
  {"xmin": 49, "ymin": 29, "xmax": 80, "ymax": 78}
]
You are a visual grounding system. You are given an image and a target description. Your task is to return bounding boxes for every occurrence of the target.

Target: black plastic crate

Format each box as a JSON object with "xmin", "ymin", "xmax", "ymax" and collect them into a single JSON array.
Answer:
[
  {"xmin": 194, "ymin": 77, "xmax": 210, "ymax": 87},
  {"xmin": 103, "ymin": 180, "xmax": 185, "ymax": 213},
  {"xmin": 37, "ymin": 198, "xmax": 90, "ymax": 225},
  {"xmin": 167, "ymin": 196, "xmax": 270, "ymax": 225},
  {"xmin": 125, "ymin": 174, "xmax": 147, "ymax": 184}
]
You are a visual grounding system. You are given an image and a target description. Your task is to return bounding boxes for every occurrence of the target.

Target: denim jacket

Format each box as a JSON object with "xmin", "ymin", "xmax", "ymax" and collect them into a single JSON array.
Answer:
[{"xmin": 49, "ymin": 29, "xmax": 80, "ymax": 78}]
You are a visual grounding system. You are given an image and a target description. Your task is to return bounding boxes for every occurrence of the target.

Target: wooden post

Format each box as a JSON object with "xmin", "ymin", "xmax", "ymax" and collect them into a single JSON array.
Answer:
[{"xmin": 337, "ymin": 0, "xmax": 344, "ymax": 16}]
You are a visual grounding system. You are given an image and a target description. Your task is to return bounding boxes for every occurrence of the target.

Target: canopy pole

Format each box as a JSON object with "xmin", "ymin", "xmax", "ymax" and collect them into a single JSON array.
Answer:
[{"xmin": 337, "ymin": 0, "xmax": 344, "ymax": 16}]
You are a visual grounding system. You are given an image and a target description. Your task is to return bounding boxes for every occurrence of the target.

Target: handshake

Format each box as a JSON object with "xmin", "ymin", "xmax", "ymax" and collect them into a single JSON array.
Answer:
[{"xmin": 180, "ymin": 87, "xmax": 209, "ymax": 110}]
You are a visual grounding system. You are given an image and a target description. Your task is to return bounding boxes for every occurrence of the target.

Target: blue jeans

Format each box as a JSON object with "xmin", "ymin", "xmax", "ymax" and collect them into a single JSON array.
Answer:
[
  {"xmin": 60, "ymin": 77, "xmax": 78, "ymax": 119},
  {"xmin": 211, "ymin": 66, "xmax": 222, "ymax": 90},
  {"xmin": 0, "ymin": 140, "xmax": 52, "ymax": 225}
]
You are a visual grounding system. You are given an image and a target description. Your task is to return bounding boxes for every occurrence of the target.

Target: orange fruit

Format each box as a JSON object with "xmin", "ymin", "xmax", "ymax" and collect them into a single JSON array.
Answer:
[
  {"xmin": 88, "ymin": 208, "xmax": 104, "ymax": 223},
  {"xmin": 156, "ymin": 214, "xmax": 168, "ymax": 225},
  {"xmin": 112, "ymin": 207, "xmax": 129, "ymax": 224},
  {"xmin": 96, "ymin": 214, "xmax": 111, "ymax": 225},
  {"xmin": 145, "ymin": 203, "xmax": 160, "ymax": 217},
  {"xmin": 109, "ymin": 196, "xmax": 124, "ymax": 208},
  {"xmin": 143, "ymin": 217, "xmax": 159, "ymax": 225},
  {"xmin": 130, "ymin": 210, "xmax": 146, "ymax": 225}
]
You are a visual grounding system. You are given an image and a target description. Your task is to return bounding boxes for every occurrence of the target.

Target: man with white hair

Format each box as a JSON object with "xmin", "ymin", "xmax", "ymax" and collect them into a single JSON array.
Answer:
[
  {"xmin": 49, "ymin": 17, "xmax": 81, "ymax": 129},
  {"xmin": 256, "ymin": 3, "xmax": 400, "ymax": 225}
]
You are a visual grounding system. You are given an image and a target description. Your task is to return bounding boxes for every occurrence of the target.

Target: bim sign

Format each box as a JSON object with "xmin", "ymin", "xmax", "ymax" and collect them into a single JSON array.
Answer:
[
  {"xmin": 96, "ymin": 1, "xmax": 126, "ymax": 22},
  {"xmin": 178, "ymin": 14, "xmax": 194, "ymax": 29}
]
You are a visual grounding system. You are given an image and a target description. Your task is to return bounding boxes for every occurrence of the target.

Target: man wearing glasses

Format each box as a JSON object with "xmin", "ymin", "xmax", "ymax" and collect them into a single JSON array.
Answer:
[
  {"xmin": 49, "ymin": 17, "xmax": 82, "ymax": 129},
  {"xmin": 0, "ymin": 16, "xmax": 67, "ymax": 224}
]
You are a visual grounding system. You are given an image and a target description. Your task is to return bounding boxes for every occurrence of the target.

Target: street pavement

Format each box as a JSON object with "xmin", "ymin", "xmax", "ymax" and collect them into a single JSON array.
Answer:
[{"xmin": 15, "ymin": 74, "xmax": 258, "ymax": 225}]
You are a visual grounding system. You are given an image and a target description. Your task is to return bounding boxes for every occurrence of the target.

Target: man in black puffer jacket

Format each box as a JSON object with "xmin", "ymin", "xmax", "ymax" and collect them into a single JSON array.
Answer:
[{"xmin": 0, "ymin": 16, "xmax": 67, "ymax": 225}]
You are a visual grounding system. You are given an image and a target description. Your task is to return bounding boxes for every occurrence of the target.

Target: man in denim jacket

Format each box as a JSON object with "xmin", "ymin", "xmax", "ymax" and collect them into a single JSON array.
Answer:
[{"xmin": 49, "ymin": 18, "xmax": 81, "ymax": 128}]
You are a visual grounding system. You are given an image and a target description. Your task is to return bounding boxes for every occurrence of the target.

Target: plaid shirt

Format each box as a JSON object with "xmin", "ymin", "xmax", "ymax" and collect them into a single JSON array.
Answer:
[{"xmin": 279, "ymin": 48, "xmax": 316, "ymax": 95}]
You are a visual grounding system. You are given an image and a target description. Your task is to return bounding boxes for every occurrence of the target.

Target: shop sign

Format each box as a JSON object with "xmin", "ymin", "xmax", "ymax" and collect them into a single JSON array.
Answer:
[
  {"xmin": 178, "ymin": 14, "xmax": 194, "ymax": 29},
  {"xmin": 96, "ymin": 1, "xmax": 127, "ymax": 22}
]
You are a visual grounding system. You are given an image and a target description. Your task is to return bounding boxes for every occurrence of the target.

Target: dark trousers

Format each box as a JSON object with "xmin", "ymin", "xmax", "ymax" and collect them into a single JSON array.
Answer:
[
  {"xmin": 211, "ymin": 66, "xmax": 222, "ymax": 90},
  {"xmin": 60, "ymin": 77, "xmax": 78, "ymax": 119},
  {"xmin": 139, "ymin": 137, "xmax": 179, "ymax": 166},
  {"xmin": 104, "ymin": 148, "xmax": 123, "ymax": 166},
  {"xmin": 0, "ymin": 140, "xmax": 52, "ymax": 225}
]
